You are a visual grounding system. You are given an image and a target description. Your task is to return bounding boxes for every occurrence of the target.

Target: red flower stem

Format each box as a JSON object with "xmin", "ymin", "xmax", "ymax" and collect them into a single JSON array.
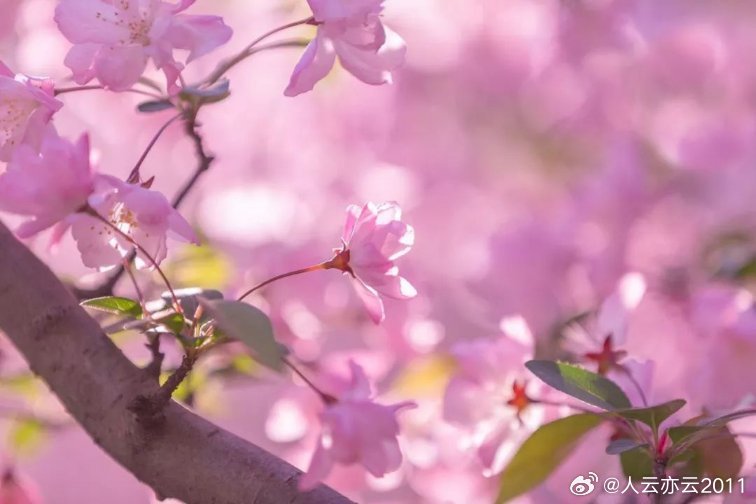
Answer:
[
  {"xmin": 126, "ymin": 112, "xmax": 183, "ymax": 183},
  {"xmin": 618, "ymin": 364, "xmax": 649, "ymax": 407},
  {"xmin": 283, "ymin": 357, "xmax": 336, "ymax": 405},
  {"xmin": 54, "ymin": 85, "xmax": 103, "ymax": 95},
  {"xmin": 206, "ymin": 17, "xmax": 315, "ymax": 84},
  {"xmin": 122, "ymin": 259, "xmax": 147, "ymax": 314},
  {"xmin": 90, "ymin": 211, "xmax": 183, "ymax": 315},
  {"xmin": 236, "ymin": 263, "xmax": 328, "ymax": 302}
]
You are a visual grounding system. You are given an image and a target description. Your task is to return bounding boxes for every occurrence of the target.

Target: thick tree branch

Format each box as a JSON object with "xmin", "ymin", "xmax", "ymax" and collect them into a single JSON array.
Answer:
[{"xmin": 0, "ymin": 221, "xmax": 352, "ymax": 504}]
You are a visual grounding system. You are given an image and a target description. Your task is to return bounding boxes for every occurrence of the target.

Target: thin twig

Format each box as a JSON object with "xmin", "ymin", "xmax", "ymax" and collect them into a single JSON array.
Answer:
[
  {"xmin": 172, "ymin": 108, "xmax": 215, "ymax": 208},
  {"xmin": 206, "ymin": 17, "xmax": 314, "ymax": 85},
  {"xmin": 144, "ymin": 334, "xmax": 164, "ymax": 381},
  {"xmin": 55, "ymin": 85, "xmax": 164, "ymax": 100},
  {"xmin": 284, "ymin": 358, "xmax": 336, "ymax": 404},
  {"xmin": 127, "ymin": 113, "xmax": 182, "ymax": 183}
]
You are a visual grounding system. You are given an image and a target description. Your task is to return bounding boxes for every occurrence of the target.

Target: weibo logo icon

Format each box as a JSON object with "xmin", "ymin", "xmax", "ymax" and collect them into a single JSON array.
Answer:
[{"xmin": 569, "ymin": 472, "xmax": 598, "ymax": 496}]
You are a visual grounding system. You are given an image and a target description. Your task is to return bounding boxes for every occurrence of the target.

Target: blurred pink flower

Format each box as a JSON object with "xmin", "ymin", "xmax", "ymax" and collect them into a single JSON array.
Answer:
[
  {"xmin": 327, "ymin": 202, "xmax": 416, "ymax": 323},
  {"xmin": 442, "ymin": 316, "xmax": 545, "ymax": 476},
  {"xmin": 67, "ymin": 175, "xmax": 197, "ymax": 270},
  {"xmin": 0, "ymin": 61, "xmax": 62, "ymax": 162},
  {"xmin": 564, "ymin": 272, "xmax": 646, "ymax": 374},
  {"xmin": 0, "ymin": 128, "xmax": 94, "ymax": 238},
  {"xmin": 285, "ymin": 0, "xmax": 405, "ymax": 96},
  {"xmin": 0, "ymin": 469, "xmax": 41, "ymax": 504},
  {"xmin": 54, "ymin": 0, "xmax": 232, "ymax": 92},
  {"xmin": 299, "ymin": 360, "xmax": 415, "ymax": 491}
]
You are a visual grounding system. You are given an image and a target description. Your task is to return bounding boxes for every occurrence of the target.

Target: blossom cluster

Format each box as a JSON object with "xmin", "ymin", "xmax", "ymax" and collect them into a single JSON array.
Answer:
[
  {"xmin": 0, "ymin": 0, "xmax": 414, "ymax": 496},
  {"xmin": 3, "ymin": 0, "xmax": 756, "ymax": 503}
]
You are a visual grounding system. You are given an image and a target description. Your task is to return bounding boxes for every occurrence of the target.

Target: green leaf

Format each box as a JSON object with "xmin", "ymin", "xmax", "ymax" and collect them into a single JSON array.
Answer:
[
  {"xmin": 606, "ymin": 439, "xmax": 646, "ymax": 455},
  {"xmin": 201, "ymin": 300, "xmax": 283, "ymax": 372},
  {"xmin": 180, "ymin": 79, "xmax": 230, "ymax": 104},
  {"xmin": 669, "ymin": 408, "xmax": 756, "ymax": 446},
  {"xmin": 161, "ymin": 288, "xmax": 224, "ymax": 320},
  {"xmin": 496, "ymin": 414, "xmax": 603, "ymax": 503},
  {"xmin": 81, "ymin": 296, "xmax": 142, "ymax": 318},
  {"xmin": 525, "ymin": 360, "xmax": 631, "ymax": 410},
  {"xmin": 692, "ymin": 425, "xmax": 743, "ymax": 478},
  {"xmin": 137, "ymin": 99, "xmax": 174, "ymax": 113},
  {"xmin": 616, "ymin": 399, "xmax": 686, "ymax": 433},
  {"xmin": 620, "ymin": 446, "xmax": 654, "ymax": 479}
]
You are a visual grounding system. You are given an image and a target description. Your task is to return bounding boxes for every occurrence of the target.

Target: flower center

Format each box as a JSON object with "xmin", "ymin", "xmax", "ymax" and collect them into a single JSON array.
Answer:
[
  {"xmin": 127, "ymin": 16, "xmax": 152, "ymax": 45},
  {"xmin": 94, "ymin": 5, "xmax": 153, "ymax": 46},
  {"xmin": 110, "ymin": 202, "xmax": 138, "ymax": 233},
  {"xmin": 506, "ymin": 380, "xmax": 533, "ymax": 416},
  {"xmin": 584, "ymin": 335, "xmax": 626, "ymax": 375}
]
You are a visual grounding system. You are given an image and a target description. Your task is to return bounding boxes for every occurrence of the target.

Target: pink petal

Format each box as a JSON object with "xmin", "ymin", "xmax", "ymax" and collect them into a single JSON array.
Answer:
[
  {"xmin": 92, "ymin": 45, "xmax": 148, "ymax": 91},
  {"xmin": 169, "ymin": 0, "xmax": 196, "ymax": 14},
  {"xmin": 352, "ymin": 277, "xmax": 385, "ymax": 323},
  {"xmin": 54, "ymin": 0, "xmax": 131, "ymax": 45},
  {"xmin": 63, "ymin": 44, "xmax": 98, "ymax": 85},
  {"xmin": 168, "ymin": 15, "xmax": 233, "ymax": 63},
  {"xmin": 284, "ymin": 33, "xmax": 337, "ymax": 97},
  {"xmin": 335, "ymin": 26, "xmax": 406, "ymax": 86},
  {"xmin": 0, "ymin": 61, "xmax": 13, "ymax": 77},
  {"xmin": 299, "ymin": 442, "xmax": 334, "ymax": 491},
  {"xmin": 345, "ymin": 360, "xmax": 373, "ymax": 400},
  {"xmin": 168, "ymin": 209, "xmax": 199, "ymax": 244},
  {"xmin": 341, "ymin": 204, "xmax": 363, "ymax": 244}
]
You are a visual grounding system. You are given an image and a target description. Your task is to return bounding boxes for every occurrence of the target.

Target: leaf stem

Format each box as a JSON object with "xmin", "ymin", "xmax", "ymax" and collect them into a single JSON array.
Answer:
[
  {"xmin": 126, "ymin": 112, "xmax": 182, "ymax": 183},
  {"xmin": 619, "ymin": 364, "xmax": 649, "ymax": 407},
  {"xmin": 283, "ymin": 358, "xmax": 336, "ymax": 405}
]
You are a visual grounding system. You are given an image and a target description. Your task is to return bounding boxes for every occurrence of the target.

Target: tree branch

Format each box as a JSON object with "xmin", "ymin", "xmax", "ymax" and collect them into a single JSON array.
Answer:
[{"xmin": 0, "ymin": 221, "xmax": 352, "ymax": 504}]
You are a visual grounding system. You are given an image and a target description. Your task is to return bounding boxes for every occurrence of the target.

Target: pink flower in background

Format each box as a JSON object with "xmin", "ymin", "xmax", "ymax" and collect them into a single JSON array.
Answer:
[
  {"xmin": 327, "ymin": 202, "xmax": 416, "ymax": 323},
  {"xmin": 442, "ymin": 316, "xmax": 544, "ymax": 476},
  {"xmin": 564, "ymin": 272, "xmax": 647, "ymax": 374},
  {"xmin": 0, "ymin": 62, "xmax": 62, "ymax": 162},
  {"xmin": 0, "ymin": 469, "xmax": 41, "ymax": 504},
  {"xmin": 67, "ymin": 175, "xmax": 197, "ymax": 270},
  {"xmin": 299, "ymin": 361, "xmax": 415, "ymax": 491},
  {"xmin": 0, "ymin": 128, "xmax": 94, "ymax": 238},
  {"xmin": 54, "ymin": 0, "xmax": 232, "ymax": 92},
  {"xmin": 285, "ymin": 0, "xmax": 405, "ymax": 96}
]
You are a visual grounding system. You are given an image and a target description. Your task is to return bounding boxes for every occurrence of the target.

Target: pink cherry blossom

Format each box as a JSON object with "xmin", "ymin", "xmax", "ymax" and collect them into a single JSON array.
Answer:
[
  {"xmin": 0, "ymin": 128, "xmax": 95, "ymax": 238},
  {"xmin": 66, "ymin": 175, "xmax": 197, "ymax": 270},
  {"xmin": 284, "ymin": 0, "xmax": 406, "ymax": 96},
  {"xmin": 54, "ymin": 0, "xmax": 233, "ymax": 92},
  {"xmin": 442, "ymin": 316, "xmax": 546, "ymax": 476},
  {"xmin": 0, "ymin": 61, "xmax": 62, "ymax": 162},
  {"xmin": 299, "ymin": 360, "xmax": 415, "ymax": 491},
  {"xmin": 0, "ymin": 469, "xmax": 42, "ymax": 504},
  {"xmin": 563, "ymin": 272, "xmax": 647, "ymax": 374},
  {"xmin": 327, "ymin": 202, "xmax": 416, "ymax": 323}
]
